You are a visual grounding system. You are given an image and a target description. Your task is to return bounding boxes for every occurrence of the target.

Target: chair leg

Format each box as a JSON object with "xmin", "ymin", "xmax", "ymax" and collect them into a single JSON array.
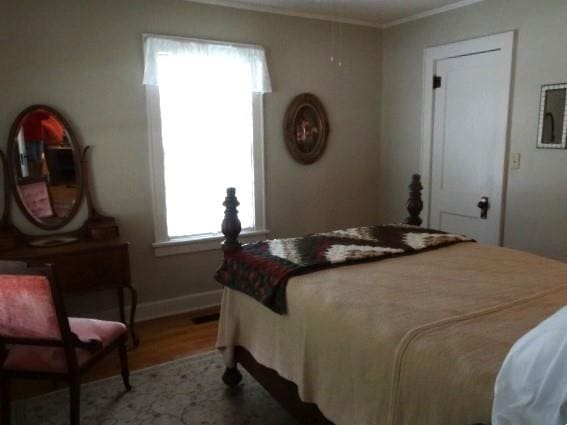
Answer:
[
  {"xmin": 1, "ymin": 375, "xmax": 11, "ymax": 425},
  {"xmin": 69, "ymin": 376, "xmax": 80, "ymax": 425},
  {"xmin": 119, "ymin": 342, "xmax": 131, "ymax": 391}
]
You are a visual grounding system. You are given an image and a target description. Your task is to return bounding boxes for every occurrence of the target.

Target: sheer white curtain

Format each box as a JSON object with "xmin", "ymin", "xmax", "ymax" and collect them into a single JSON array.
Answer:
[
  {"xmin": 143, "ymin": 35, "xmax": 271, "ymax": 238},
  {"xmin": 143, "ymin": 36, "xmax": 272, "ymax": 93}
]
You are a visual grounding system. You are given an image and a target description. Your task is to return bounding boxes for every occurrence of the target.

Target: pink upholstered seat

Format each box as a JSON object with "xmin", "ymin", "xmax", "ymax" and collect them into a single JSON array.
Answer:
[
  {"xmin": 0, "ymin": 262, "xmax": 131, "ymax": 425},
  {"xmin": 3, "ymin": 319, "xmax": 127, "ymax": 373},
  {"xmin": 0, "ymin": 274, "xmax": 128, "ymax": 373}
]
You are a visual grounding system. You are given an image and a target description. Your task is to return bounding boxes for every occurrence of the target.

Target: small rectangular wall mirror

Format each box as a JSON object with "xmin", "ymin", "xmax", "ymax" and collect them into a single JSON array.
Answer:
[{"xmin": 537, "ymin": 83, "xmax": 567, "ymax": 149}]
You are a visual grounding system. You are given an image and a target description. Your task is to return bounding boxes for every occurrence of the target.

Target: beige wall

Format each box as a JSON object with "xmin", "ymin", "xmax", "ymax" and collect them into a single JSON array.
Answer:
[
  {"xmin": 2, "ymin": 0, "xmax": 382, "ymax": 309},
  {"xmin": 380, "ymin": 0, "xmax": 567, "ymax": 260},
  {"xmin": 9, "ymin": 0, "xmax": 563, "ymax": 312}
]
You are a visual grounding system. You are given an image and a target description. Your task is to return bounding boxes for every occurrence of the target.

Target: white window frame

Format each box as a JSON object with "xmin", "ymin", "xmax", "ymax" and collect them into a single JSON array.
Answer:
[{"xmin": 145, "ymin": 66, "xmax": 268, "ymax": 257}]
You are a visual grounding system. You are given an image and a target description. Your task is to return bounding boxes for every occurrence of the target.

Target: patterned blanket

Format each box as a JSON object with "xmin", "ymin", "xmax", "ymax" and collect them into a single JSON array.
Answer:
[{"xmin": 214, "ymin": 224, "xmax": 473, "ymax": 313}]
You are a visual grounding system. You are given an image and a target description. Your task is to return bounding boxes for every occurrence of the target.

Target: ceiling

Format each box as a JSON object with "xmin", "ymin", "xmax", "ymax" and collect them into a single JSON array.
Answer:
[{"xmin": 186, "ymin": 0, "xmax": 486, "ymax": 28}]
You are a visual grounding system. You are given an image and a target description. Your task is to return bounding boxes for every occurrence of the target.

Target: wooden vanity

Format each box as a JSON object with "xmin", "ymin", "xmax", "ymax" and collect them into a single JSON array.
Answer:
[{"xmin": 0, "ymin": 105, "xmax": 138, "ymax": 346}]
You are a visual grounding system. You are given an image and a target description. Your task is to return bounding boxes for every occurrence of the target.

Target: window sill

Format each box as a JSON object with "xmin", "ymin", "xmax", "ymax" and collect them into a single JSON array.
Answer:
[{"xmin": 152, "ymin": 229, "xmax": 270, "ymax": 257}]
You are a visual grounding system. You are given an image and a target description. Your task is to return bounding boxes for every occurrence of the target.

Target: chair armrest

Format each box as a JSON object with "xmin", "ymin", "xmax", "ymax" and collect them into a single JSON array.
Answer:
[{"xmin": 71, "ymin": 333, "xmax": 102, "ymax": 353}]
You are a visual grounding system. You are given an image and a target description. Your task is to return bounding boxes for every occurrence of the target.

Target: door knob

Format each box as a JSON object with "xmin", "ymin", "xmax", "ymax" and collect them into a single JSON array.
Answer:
[{"xmin": 477, "ymin": 196, "xmax": 489, "ymax": 219}]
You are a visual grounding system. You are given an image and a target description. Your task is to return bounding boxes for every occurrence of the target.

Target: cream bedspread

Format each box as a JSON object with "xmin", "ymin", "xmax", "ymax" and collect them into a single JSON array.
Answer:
[{"xmin": 216, "ymin": 243, "xmax": 567, "ymax": 425}]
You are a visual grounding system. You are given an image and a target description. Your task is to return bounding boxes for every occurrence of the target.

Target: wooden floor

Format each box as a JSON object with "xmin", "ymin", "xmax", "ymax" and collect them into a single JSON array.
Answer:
[{"xmin": 13, "ymin": 307, "xmax": 219, "ymax": 400}]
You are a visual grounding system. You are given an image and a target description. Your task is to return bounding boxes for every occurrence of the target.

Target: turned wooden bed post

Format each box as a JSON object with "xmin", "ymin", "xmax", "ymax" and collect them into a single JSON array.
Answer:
[
  {"xmin": 404, "ymin": 174, "xmax": 423, "ymax": 226},
  {"xmin": 221, "ymin": 187, "xmax": 242, "ymax": 252},
  {"xmin": 220, "ymin": 187, "xmax": 244, "ymax": 387}
]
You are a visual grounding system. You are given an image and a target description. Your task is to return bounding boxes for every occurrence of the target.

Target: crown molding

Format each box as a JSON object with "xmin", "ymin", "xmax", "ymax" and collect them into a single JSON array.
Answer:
[
  {"xmin": 183, "ymin": 0, "xmax": 488, "ymax": 30},
  {"xmin": 183, "ymin": 0, "xmax": 382, "ymax": 28},
  {"xmin": 381, "ymin": 0, "xmax": 487, "ymax": 29}
]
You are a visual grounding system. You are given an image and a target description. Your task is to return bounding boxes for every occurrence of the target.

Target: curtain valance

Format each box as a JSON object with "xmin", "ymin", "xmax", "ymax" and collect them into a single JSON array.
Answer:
[{"xmin": 142, "ymin": 34, "xmax": 272, "ymax": 93}]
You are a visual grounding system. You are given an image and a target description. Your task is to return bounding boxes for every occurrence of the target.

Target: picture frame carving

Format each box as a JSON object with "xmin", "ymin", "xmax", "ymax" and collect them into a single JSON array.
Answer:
[{"xmin": 284, "ymin": 93, "xmax": 330, "ymax": 164}]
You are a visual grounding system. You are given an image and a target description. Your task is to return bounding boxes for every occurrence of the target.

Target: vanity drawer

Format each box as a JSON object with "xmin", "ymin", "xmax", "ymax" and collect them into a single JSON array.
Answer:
[
  {"xmin": 51, "ymin": 245, "xmax": 130, "ymax": 293},
  {"xmin": 2, "ymin": 240, "xmax": 131, "ymax": 294}
]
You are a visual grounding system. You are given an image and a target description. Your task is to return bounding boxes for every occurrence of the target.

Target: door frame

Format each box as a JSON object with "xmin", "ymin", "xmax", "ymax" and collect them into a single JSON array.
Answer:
[{"xmin": 420, "ymin": 31, "xmax": 515, "ymax": 237}]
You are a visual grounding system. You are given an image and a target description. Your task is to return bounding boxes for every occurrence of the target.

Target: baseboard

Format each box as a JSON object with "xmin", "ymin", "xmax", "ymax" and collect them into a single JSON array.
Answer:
[{"xmin": 97, "ymin": 289, "xmax": 223, "ymax": 323}]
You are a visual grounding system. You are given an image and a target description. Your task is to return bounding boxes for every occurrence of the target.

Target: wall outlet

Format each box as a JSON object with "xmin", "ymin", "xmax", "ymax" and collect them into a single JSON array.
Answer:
[{"xmin": 510, "ymin": 153, "xmax": 521, "ymax": 170}]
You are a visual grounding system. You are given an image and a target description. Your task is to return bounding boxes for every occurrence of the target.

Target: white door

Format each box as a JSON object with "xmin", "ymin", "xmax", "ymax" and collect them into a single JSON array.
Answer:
[{"xmin": 428, "ymin": 35, "xmax": 513, "ymax": 245}]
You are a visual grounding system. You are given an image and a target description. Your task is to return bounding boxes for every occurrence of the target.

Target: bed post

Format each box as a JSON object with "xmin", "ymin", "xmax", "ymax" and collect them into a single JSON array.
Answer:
[
  {"xmin": 220, "ymin": 187, "xmax": 244, "ymax": 387},
  {"xmin": 221, "ymin": 187, "xmax": 242, "ymax": 252},
  {"xmin": 404, "ymin": 174, "xmax": 423, "ymax": 226}
]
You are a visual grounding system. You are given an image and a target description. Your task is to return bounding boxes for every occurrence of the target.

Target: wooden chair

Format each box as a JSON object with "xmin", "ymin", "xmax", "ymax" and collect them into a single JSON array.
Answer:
[{"xmin": 0, "ymin": 261, "xmax": 131, "ymax": 425}]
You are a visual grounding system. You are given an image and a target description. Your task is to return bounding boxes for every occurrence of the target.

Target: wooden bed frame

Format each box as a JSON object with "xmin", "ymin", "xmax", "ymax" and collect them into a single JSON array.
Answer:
[{"xmin": 218, "ymin": 174, "xmax": 486, "ymax": 425}]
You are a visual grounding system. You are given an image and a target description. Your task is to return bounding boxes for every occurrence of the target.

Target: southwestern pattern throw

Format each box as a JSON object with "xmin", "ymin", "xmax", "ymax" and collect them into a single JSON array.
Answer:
[{"xmin": 215, "ymin": 224, "xmax": 473, "ymax": 313}]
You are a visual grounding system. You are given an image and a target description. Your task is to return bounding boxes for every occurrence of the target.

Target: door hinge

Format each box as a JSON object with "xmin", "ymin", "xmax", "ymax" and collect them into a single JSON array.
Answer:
[{"xmin": 433, "ymin": 75, "xmax": 442, "ymax": 89}]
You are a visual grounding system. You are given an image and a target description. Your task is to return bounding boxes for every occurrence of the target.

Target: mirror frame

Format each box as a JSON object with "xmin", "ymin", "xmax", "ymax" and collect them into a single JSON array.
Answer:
[
  {"xmin": 7, "ymin": 105, "xmax": 84, "ymax": 230},
  {"xmin": 536, "ymin": 83, "xmax": 567, "ymax": 149}
]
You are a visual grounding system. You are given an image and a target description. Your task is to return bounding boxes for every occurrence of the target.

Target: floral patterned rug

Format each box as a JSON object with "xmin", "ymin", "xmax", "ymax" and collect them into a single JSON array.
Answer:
[{"xmin": 14, "ymin": 352, "xmax": 298, "ymax": 425}]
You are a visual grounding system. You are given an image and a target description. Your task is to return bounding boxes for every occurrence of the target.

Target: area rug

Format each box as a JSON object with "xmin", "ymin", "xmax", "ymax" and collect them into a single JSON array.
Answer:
[{"xmin": 14, "ymin": 351, "xmax": 299, "ymax": 425}]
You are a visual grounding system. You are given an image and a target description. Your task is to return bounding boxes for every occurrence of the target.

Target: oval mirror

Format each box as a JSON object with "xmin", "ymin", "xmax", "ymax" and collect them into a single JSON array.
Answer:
[{"xmin": 7, "ymin": 105, "xmax": 83, "ymax": 230}]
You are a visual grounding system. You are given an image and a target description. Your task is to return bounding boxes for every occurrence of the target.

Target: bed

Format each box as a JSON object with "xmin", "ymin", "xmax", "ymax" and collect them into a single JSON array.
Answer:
[{"xmin": 215, "ymin": 175, "xmax": 567, "ymax": 425}]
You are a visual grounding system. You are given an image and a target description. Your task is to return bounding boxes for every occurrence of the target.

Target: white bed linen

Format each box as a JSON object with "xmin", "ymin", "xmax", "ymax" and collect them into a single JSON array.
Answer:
[
  {"xmin": 217, "ymin": 243, "xmax": 567, "ymax": 425},
  {"xmin": 493, "ymin": 306, "xmax": 567, "ymax": 425}
]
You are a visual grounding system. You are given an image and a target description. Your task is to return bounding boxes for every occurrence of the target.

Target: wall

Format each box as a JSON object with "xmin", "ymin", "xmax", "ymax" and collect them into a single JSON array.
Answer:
[
  {"xmin": 1, "ymin": 0, "xmax": 382, "ymax": 312},
  {"xmin": 379, "ymin": 0, "xmax": 567, "ymax": 260}
]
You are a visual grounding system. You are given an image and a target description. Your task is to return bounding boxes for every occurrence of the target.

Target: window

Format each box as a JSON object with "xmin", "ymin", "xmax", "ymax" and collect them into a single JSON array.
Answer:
[{"xmin": 143, "ymin": 35, "xmax": 271, "ymax": 256}]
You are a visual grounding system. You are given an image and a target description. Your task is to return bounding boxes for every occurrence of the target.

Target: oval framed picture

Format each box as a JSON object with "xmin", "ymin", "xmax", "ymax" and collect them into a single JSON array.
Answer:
[{"xmin": 284, "ymin": 93, "xmax": 330, "ymax": 164}]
